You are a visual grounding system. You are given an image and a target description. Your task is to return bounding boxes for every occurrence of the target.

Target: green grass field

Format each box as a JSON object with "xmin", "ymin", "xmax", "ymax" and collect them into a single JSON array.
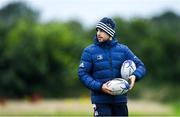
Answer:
[{"xmin": 0, "ymin": 98, "xmax": 179, "ymax": 116}]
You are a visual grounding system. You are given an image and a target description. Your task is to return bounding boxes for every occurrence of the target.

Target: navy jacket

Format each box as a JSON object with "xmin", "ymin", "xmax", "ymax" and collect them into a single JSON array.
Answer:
[{"xmin": 78, "ymin": 37, "xmax": 146, "ymax": 104}]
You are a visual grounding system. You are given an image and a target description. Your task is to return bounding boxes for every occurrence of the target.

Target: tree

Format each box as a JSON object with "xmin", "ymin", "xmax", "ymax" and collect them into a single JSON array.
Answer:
[{"xmin": 0, "ymin": 1, "xmax": 39, "ymax": 28}]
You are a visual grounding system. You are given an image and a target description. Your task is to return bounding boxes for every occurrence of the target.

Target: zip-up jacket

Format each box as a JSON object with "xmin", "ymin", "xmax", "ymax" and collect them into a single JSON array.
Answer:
[{"xmin": 78, "ymin": 37, "xmax": 146, "ymax": 104}]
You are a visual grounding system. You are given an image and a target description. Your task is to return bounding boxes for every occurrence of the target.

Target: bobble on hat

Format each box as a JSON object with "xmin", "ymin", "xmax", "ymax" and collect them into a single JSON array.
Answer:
[{"xmin": 96, "ymin": 17, "xmax": 116, "ymax": 37}]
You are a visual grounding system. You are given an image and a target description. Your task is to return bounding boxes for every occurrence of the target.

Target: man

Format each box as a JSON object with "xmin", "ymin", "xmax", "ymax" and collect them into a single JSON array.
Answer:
[{"xmin": 78, "ymin": 17, "xmax": 146, "ymax": 116}]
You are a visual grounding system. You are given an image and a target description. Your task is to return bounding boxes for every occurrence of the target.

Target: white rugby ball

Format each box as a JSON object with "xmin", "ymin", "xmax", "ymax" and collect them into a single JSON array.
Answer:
[
  {"xmin": 107, "ymin": 78, "xmax": 130, "ymax": 95},
  {"xmin": 121, "ymin": 60, "xmax": 136, "ymax": 80}
]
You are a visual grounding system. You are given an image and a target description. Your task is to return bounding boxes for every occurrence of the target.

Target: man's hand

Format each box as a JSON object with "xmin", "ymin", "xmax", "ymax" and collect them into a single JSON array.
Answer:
[
  {"xmin": 128, "ymin": 75, "xmax": 136, "ymax": 90},
  {"xmin": 101, "ymin": 81, "xmax": 113, "ymax": 95}
]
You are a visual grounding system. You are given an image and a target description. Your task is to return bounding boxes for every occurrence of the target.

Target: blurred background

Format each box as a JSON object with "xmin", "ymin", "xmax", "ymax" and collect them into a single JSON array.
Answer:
[{"xmin": 0, "ymin": 0, "xmax": 179, "ymax": 116}]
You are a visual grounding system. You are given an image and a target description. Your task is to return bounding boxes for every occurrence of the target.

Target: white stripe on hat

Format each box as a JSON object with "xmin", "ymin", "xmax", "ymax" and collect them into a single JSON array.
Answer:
[
  {"xmin": 96, "ymin": 22, "xmax": 115, "ymax": 37},
  {"xmin": 96, "ymin": 25, "xmax": 114, "ymax": 36},
  {"xmin": 96, "ymin": 24, "xmax": 114, "ymax": 35},
  {"xmin": 98, "ymin": 22, "xmax": 115, "ymax": 33}
]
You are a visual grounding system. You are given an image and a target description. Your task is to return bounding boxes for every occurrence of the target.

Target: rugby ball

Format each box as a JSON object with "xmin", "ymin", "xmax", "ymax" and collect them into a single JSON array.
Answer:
[
  {"xmin": 121, "ymin": 60, "xmax": 136, "ymax": 80},
  {"xmin": 107, "ymin": 78, "xmax": 130, "ymax": 95}
]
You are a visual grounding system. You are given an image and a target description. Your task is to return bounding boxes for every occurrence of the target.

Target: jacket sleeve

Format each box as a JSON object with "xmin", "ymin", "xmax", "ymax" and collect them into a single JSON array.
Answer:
[
  {"xmin": 78, "ymin": 48, "xmax": 103, "ymax": 91},
  {"xmin": 125, "ymin": 46, "xmax": 146, "ymax": 81}
]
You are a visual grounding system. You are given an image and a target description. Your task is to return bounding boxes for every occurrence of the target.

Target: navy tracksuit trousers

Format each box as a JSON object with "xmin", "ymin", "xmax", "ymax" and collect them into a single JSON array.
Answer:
[{"xmin": 93, "ymin": 103, "xmax": 128, "ymax": 116}]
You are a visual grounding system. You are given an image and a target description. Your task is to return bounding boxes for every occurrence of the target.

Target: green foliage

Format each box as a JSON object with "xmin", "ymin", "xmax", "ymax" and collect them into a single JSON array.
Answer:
[
  {"xmin": 0, "ymin": 1, "xmax": 179, "ymax": 102},
  {"xmin": 0, "ymin": 1, "xmax": 39, "ymax": 28}
]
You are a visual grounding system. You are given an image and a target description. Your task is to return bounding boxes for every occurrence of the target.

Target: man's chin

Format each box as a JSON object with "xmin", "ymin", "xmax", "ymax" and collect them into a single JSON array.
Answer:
[{"xmin": 98, "ymin": 39, "xmax": 103, "ymax": 42}]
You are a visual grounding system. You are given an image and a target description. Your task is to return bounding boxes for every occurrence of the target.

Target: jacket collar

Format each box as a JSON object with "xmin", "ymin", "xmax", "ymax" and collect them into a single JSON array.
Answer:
[{"xmin": 93, "ymin": 36, "xmax": 118, "ymax": 48}]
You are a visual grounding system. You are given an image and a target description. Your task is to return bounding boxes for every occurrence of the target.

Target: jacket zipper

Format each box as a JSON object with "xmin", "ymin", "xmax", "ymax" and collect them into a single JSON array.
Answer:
[{"xmin": 109, "ymin": 49, "xmax": 113, "ymax": 77}]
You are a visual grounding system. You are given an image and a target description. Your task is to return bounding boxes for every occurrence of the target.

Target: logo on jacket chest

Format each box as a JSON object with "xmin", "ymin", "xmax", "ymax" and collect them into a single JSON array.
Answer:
[{"xmin": 96, "ymin": 55, "xmax": 103, "ymax": 60}]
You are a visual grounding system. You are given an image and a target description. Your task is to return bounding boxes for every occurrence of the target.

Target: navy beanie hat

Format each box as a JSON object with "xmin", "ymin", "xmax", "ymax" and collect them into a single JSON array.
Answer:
[{"xmin": 96, "ymin": 17, "xmax": 116, "ymax": 37}]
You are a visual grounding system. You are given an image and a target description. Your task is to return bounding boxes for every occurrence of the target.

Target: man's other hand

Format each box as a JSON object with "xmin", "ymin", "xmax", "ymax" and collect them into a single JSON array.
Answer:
[
  {"xmin": 101, "ymin": 81, "xmax": 113, "ymax": 95},
  {"xmin": 128, "ymin": 75, "xmax": 136, "ymax": 90}
]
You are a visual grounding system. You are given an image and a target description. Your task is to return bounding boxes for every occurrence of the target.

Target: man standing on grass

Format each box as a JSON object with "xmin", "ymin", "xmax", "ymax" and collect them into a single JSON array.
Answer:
[{"xmin": 78, "ymin": 17, "xmax": 146, "ymax": 116}]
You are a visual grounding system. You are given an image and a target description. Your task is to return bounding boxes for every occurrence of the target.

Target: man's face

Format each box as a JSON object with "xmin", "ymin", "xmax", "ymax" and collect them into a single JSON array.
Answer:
[{"xmin": 96, "ymin": 28, "xmax": 111, "ymax": 42}]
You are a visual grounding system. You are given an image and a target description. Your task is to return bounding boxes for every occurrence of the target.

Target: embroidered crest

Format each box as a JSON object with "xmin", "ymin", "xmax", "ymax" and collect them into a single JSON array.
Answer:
[{"xmin": 97, "ymin": 55, "xmax": 103, "ymax": 60}]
